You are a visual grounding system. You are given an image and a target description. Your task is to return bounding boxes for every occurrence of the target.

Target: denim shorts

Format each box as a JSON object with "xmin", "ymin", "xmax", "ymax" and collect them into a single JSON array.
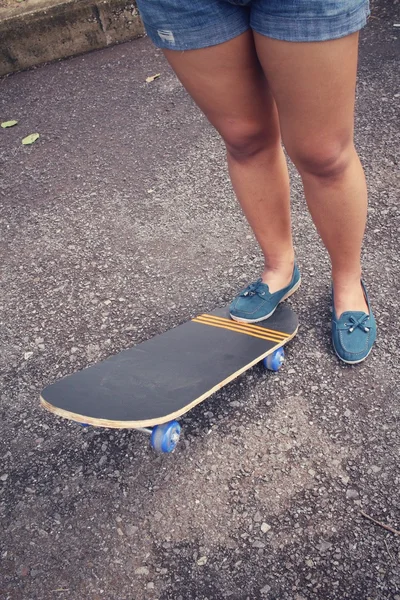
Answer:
[{"xmin": 136, "ymin": 0, "xmax": 370, "ymax": 50}]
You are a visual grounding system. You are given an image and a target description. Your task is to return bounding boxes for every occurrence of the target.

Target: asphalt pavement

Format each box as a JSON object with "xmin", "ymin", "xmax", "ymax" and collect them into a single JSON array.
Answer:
[{"xmin": 0, "ymin": 0, "xmax": 399, "ymax": 598}]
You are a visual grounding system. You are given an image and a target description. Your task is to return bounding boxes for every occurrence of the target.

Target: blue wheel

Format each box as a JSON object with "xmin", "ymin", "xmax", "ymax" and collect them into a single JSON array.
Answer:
[
  {"xmin": 150, "ymin": 421, "xmax": 181, "ymax": 453},
  {"xmin": 263, "ymin": 347, "xmax": 285, "ymax": 371}
]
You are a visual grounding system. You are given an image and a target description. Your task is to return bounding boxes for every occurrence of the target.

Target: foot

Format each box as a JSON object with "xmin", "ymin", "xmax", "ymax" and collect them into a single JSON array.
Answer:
[
  {"xmin": 260, "ymin": 263, "xmax": 295, "ymax": 293},
  {"xmin": 230, "ymin": 264, "xmax": 301, "ymax": 323},
  {"xmin": 333, "ymin": 279, "xmax": 369, "ymax": 317},
  {"xmin": 332, "ymin": 280, "xmax": 376, "ymax": 364}
]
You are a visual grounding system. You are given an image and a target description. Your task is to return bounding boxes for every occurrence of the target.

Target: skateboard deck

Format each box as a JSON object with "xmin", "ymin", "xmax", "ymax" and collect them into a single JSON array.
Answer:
[{"xmin": 41, "ymin": 304, "xmax": 298, "ymax": 448}]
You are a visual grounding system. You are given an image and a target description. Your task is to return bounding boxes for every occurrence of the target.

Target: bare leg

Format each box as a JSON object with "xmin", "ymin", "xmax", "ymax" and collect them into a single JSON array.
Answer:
[
  {"xmin": 164, "ymin": 32, "xmax": 295, "ymax": 292},
  {"xmin": 254, "ymin": 32, "xmax": 368, "ymax": 316}
]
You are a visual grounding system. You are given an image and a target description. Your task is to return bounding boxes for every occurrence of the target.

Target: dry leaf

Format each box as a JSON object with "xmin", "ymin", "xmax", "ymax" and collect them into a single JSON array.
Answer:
[
  {"xmin": 1, "ymin": 120, "xmax": 18, "ymax": 128},
  {"xmin": 22, "ymin": 133, "xmax": 40, "ymax": 145},
  {"xmin": 146, "ymin": 73, "xmax": 161, "ymax": 83}
]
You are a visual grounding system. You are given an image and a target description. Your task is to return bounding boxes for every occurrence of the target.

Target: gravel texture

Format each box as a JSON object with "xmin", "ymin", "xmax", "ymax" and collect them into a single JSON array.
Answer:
[{"xmin": 0, "ymin": 0, "xmax": 399, "ymax": 598}]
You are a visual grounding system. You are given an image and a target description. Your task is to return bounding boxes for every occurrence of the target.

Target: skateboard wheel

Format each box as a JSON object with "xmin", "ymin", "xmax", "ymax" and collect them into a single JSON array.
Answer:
[
  {"xmin": 150, "ymin": 421, "xmax": 181, "ymax": 453},
  {"xmin": 263, "ymin": 347, "xmax": 285, "ymax": 371}
]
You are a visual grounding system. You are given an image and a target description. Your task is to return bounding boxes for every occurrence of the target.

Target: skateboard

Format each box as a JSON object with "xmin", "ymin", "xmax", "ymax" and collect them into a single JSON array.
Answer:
[{"xmin": 40, "ymin": 304, "xmax": 298, "ymax": 453}]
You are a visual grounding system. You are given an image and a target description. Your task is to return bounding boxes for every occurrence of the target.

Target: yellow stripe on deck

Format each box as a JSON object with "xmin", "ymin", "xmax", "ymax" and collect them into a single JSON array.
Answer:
[
  {"xmin": 192, "ymin": 315, "xmax": 288, "ymax": 342},
  {"xmin": 196, "ymin": 314, "xmax": 289, "ymax": 340}
]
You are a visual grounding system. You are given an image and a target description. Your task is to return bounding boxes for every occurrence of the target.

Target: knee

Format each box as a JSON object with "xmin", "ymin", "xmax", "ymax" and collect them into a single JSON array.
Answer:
[
  {"xmin": 223, "ymin": 122, "xmax": 278, "ymax": 162},
  {"xmin": 290, "ymin": 140, "xmax": 354, "ymax": 180}
]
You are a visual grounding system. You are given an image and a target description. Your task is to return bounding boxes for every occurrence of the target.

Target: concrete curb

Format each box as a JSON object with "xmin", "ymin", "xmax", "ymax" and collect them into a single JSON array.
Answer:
[{"xmin": 0, "ymin": 0, "xmax": 145, "ymax": 76}]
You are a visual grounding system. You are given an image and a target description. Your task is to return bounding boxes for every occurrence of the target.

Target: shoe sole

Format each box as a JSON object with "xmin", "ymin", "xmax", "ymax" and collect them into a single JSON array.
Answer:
[
  {"xmin": 230, "ymin": 278, "xmax": 302, "ymax": 324},
  {"xmin": 333, "ymin": 344, "xmax": 373, "ymax": 365}
]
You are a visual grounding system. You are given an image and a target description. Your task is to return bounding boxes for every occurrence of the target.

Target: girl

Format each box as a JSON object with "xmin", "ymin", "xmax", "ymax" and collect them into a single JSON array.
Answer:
[{"xmin": 136, "ymin": 0, "xmax": 376, "ymax": 364}]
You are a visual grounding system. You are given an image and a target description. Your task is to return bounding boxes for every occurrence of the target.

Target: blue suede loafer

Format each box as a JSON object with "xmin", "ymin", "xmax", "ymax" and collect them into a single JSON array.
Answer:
[
  {"xmin": 230, "ymin": 264, "xmax": 301, "ymax": 323},
  {"xmin": 332, "ymin": 280, "xmax": 376, "ymax": 364}
]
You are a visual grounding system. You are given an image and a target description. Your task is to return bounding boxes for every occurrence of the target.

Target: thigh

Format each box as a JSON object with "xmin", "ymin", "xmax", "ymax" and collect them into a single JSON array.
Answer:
[
  {"xmin": 163, "ymin": 32, "xmax": 280, "ymax": 149},
  {"xmin": 253, "ymin": 32, "xmax": 360, "ymax": 168}
]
